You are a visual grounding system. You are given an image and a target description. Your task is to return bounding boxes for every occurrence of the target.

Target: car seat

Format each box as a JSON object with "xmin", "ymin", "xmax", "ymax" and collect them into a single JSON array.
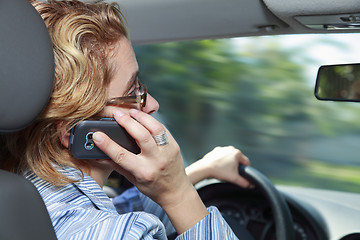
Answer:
[{"xmin": 0, "ymin": 0, "xmax": 57, "ymax": 239}]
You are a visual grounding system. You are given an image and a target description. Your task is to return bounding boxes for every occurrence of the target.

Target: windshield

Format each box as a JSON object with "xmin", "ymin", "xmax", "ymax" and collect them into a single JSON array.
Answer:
[{"xmin": 134, "ymin": 33, "xmax": 360, "ymax": 193}]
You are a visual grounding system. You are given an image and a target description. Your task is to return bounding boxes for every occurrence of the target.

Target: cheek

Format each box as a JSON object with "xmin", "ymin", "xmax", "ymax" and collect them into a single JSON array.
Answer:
[
  {"xmin": 107, "ymin": 82, "xmax": 124, "ymax": 99},
  {"xmin": 107, "ymin": 73, "xmax": 129, "ymax": 99},
  {"xmin": 98, "ymin": 106, "xmax": 131, "ymax": 119}
]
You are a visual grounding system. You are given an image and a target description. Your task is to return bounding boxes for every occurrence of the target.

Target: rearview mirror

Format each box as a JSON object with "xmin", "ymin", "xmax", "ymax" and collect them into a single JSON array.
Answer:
[{"xmin": 315, "ymin": 63, "xmax": 360, "ymax": 102}]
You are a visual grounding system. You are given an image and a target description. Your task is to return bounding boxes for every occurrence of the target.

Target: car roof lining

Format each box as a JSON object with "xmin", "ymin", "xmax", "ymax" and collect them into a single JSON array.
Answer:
[{"xmin": 110, "ymin": 0, "xmax": 360, "ymax": 44}]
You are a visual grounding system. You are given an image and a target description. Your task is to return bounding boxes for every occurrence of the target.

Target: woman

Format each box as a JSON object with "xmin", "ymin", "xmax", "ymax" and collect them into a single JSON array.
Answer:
[{"xmin": 0, "ymin": 0, "xmax": 250, "ymax": 239}]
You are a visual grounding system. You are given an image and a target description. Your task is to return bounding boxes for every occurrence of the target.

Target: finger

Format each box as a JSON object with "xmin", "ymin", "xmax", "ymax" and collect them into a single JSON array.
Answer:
[
  {"xmin": 128, "ymin": 109, "xmax": 176, "ymax": 148},
  {"xmin": 92, "ymin": 132, "xmax": 139, "ymax": 184},
  {"xmin": 109, "ymin": 163, "xmax": 136, "ymax": 185},
  {"xmin": 92, "ymin": 131, "xmax": 134, "ymax": 169},
  {"xmin": 129, "ymin": 109, "xmax": 165, "ymax": 136},
  {"xmin": 236, "ymin": 150, "xmax": 250, "ymax": 166},
  {"xmin": 113, "ymin": 110, "xmax": 158, "ymax": 151},
  {"xmin": 233, "ymin": 175, "xmax": 252, "ymax": 188}
]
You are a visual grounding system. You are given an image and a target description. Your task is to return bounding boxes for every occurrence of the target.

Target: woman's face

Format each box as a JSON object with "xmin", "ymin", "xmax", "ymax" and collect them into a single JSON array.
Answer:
[
  {"xmin": 104, "ymin": 38, "xmax": 159, "ymax": 116},
  {"xmin": 79, "ymin": 38, "xmax": 160, "ymax": 173}
]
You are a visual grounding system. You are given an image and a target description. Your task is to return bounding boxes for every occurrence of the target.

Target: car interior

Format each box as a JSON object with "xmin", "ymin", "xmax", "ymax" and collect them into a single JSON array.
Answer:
[
  {"xmin": 0, "ymin": 0, "xmax": 56, "ymax": 239},
  {"xmin": 2, "ymin": 0, "xmax": 360, "ymax": 240}
]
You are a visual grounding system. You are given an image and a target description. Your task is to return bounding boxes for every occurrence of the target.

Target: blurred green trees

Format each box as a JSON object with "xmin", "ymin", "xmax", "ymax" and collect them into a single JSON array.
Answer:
[{"xmin": 134, "ymin": 36, "xmax": 360, "ymax": 192}]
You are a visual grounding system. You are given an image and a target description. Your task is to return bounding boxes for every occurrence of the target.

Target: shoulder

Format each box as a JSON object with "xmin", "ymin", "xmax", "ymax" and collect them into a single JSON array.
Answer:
[{"xmin": 24, "ymin": 169, "xmax": 90, "ymax": 207}]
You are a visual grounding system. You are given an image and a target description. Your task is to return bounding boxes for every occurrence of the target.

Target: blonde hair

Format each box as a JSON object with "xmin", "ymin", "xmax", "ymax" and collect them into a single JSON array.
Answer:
[{"xmin": 0, "ymin": 0, "xmax": 128, "ymax": 185}]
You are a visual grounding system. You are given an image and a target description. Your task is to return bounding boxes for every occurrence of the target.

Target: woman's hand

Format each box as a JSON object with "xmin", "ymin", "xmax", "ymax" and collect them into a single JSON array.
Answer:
[
  {"xmin": 92, "ymin": 109, "xmax": 208, "ymax": 233},
  {"xmin": 186, "ymin": 146, "xmax": 251, "ymax": 188},
  {"xmin": 93, "ymin": 108, "xmax": 186, "ymax": 205}
]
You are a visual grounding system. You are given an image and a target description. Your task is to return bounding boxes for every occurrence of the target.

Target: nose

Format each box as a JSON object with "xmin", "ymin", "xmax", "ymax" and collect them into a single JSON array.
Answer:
[{"xmin": 142, "ymin": 93, "xmax": 159, "ymax": 115}]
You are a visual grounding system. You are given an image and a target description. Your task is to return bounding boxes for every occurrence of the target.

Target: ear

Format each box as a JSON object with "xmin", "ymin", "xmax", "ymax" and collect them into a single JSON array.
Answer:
[{"xmin": 57, "ymin": 121, "xmax": 70, "ymax": 149}]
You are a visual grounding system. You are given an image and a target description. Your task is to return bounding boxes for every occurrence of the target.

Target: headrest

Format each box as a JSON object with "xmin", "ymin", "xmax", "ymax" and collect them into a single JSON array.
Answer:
[{"xmin": 0, "ymin": 0, "xmax": 54, "ymax": 133}]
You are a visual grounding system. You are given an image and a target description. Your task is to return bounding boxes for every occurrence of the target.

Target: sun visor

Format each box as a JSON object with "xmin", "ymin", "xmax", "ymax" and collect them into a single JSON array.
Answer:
[{"xmin": 116, "ymin": 0, "xmax": 289, "ymax": 44}]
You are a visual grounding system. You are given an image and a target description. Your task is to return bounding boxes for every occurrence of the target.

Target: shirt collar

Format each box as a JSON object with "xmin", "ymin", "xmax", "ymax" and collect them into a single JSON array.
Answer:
[
  {"xmin": 62, "ymin": 166, "xmax": 117, "ymax": 213},
  {"xmin": 31, "ymin": 165, "xmax": 118, "ymax": 213}
]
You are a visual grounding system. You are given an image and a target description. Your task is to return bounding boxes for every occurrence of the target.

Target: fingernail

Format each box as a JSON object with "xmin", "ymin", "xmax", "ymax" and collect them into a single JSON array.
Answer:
[
  {"xmin": 114, "ymin": 110, "xmax": 124, "ymax": 118},
  {"xmin": 129, "ymin": 109, "xmax": 139, "ymax": 115},
  {"xmin": 92, "ymin": 132, "xmax": 104, "ymax": 143}
]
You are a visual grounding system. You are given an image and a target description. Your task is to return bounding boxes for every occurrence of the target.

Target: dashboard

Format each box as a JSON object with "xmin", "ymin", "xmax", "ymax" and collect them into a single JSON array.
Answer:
[
  {"xmin": 108, "ymin": 172, "xmax": 360, "ymax": 240},
  {"xmin": 197, "ymin": 181, "xmax": 360, "ymax": 240}
]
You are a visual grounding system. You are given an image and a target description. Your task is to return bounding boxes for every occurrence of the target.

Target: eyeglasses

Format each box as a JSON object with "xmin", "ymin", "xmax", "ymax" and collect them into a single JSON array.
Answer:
[{"xmin": 106, "ymin": 81, "xmax": 147, "ymax": 109}]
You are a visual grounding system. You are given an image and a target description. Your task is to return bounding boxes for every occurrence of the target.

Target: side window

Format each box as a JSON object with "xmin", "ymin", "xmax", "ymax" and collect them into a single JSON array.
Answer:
[{"xmin": 135, "ymin": 34, "xmax": 360, "ymax": 193}]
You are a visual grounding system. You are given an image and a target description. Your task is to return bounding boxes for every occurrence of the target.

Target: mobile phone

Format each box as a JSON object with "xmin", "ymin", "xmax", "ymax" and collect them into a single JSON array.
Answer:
[{"xmin": 69, "ymin": 119, "xmax": 140, "ymax": 159}]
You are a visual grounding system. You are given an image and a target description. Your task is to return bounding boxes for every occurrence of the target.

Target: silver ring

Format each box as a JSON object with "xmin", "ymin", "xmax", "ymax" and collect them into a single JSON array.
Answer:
[{"xmin": 152, "ymin": 131, "xmax": 169, "ymax": 146}]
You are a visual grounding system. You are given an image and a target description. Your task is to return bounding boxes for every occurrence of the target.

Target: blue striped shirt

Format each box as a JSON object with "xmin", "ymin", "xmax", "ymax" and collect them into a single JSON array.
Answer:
[{"xmin": 24, "ymin": 166, "xmax": 238, "ymax": 239}]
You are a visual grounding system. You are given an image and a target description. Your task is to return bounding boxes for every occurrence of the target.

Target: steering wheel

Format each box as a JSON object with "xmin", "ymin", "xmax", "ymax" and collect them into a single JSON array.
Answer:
[
  {"xmin": 197, "ymin": 165, "xmax": 295, "ymax": 240},
  {"xmin": 238, "ymin": 165, "xmax": 295, "ymax": 240}
]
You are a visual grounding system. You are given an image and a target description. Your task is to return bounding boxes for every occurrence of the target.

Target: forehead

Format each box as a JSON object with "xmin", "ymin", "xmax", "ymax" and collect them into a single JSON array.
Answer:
[{"xmin": 107, "ymin": 38, "xmax": 139, "ymax": 98}]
